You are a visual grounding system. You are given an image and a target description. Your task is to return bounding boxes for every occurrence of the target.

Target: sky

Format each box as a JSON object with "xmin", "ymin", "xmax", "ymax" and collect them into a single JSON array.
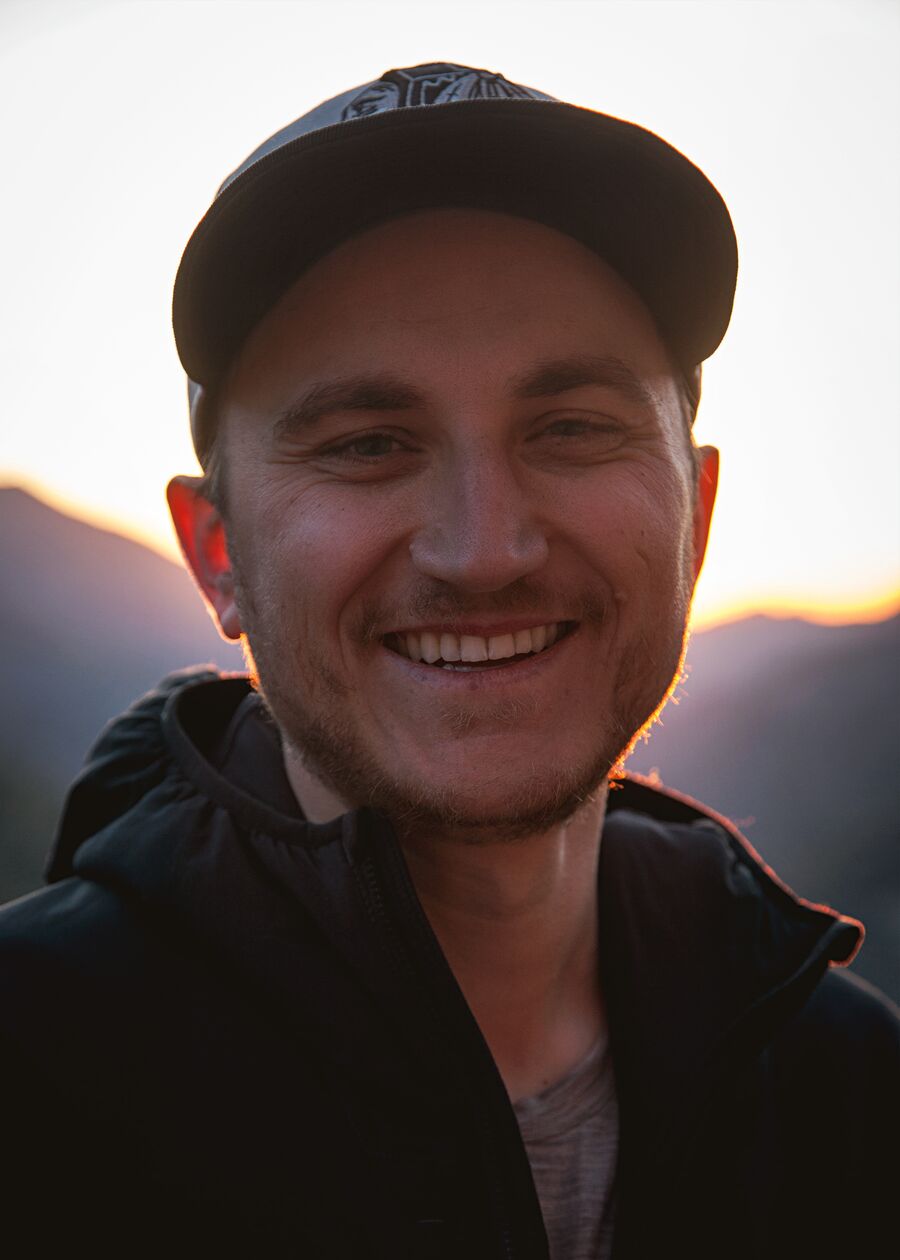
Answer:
[{"xmin": 1, "ymin": 0, "xmax": 898, "ymax": 628}]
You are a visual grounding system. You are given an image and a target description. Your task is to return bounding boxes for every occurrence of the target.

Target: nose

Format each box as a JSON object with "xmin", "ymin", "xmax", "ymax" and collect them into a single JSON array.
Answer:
[{"xmin": 408, "ymin": 446, "xmax": 550, "ymax": 592}]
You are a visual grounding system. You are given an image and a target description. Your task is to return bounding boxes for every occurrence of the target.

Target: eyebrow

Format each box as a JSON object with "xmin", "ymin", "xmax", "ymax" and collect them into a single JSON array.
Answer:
[
  {"xmin": 271, "ymin": 353, "xmax": 657, "ymax": 442},
  {"xmin": 272, "ymin": 374, "xmax": 424, "ymax": 441},
  {"xmin": 509, "ymin": 354, "xmax": 657, "ymax": 409}
]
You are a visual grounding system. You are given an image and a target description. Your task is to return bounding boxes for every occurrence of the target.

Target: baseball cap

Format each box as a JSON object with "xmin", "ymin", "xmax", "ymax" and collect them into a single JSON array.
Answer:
[{"xmin": 174, "ymin": 62, "xmax": 738, "ymax": 461}]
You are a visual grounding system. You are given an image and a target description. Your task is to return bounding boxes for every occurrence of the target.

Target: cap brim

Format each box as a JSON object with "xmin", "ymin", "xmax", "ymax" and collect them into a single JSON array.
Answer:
[{"xmin": 174, "ymin": 98, "xmax": 737, "ymax": 391}]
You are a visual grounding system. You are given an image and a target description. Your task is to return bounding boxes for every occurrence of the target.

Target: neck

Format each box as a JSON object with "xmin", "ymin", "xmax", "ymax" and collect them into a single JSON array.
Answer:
[
  {"xmin": 397, "ymin": 790, "xmax": 608, "ymax": 1100},
  {"xmin": 283, "ymin": 749, "xmax": 608, "ymax": 1102}
]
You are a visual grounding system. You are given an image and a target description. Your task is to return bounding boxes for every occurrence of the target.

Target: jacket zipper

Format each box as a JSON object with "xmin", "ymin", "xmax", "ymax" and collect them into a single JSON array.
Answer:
[{"xmin": 354, "ymin": 827, "xmax": 523, "ymax": 1260}]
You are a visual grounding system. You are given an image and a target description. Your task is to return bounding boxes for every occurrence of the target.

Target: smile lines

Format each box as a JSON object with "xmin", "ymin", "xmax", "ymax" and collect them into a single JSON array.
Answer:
[{"xmin": 384, "ymin": 621, "xmax": 575, "ymax": 668}]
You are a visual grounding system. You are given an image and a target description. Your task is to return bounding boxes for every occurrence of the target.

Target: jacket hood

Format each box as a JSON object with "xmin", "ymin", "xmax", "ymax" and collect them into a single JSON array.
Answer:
[{"xmin": 47, "ymin": 667, "xmax": 863, "ymax": 1147}]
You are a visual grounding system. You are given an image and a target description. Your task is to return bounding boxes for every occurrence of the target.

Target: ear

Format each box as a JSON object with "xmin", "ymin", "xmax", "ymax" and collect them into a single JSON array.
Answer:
[
  {"xmin": 167, "ymin": 475, "xmax": 242, "ymax": 641},
  {"xmin": 691, "ymin": 446, "xmax": 719, "ymax": 585}
]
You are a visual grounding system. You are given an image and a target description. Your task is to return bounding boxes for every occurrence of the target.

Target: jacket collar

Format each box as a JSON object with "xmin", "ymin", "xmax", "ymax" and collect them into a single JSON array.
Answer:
[
  {"xmin": 51, "ymin": 670, "xmax": 862, "ymax": 1132},
  {"xmin": 598, "ymin": 795, "xmax": 859, "ymax": 1160}
]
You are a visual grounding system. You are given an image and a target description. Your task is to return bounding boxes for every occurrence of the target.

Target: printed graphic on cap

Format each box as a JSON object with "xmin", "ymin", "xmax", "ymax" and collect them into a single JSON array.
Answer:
[{"xmin": 342, "ymin": 63, "xmax": 547, "ymax": 120}]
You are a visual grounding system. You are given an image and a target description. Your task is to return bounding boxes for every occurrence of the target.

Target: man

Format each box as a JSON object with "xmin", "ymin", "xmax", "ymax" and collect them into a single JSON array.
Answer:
[{"xmin": 1, "ymin": 64, "xmax": 897, "ymax": 1259}]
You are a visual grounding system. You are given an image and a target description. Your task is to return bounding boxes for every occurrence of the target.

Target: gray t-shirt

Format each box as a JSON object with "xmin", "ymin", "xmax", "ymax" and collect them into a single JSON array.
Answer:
[{"xmin": 513, "ymin": 1038, "xmax": 618, "ymax": 1260}]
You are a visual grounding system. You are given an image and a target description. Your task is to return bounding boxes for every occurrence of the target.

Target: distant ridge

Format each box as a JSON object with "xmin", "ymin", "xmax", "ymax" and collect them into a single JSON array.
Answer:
[
  {"xmin": 1, "ymin": 487, "xmax": 897, "ymax": 998},
  {"xmin": 0, "ymin": 485, "xmax": 241, "ymax": 779}
]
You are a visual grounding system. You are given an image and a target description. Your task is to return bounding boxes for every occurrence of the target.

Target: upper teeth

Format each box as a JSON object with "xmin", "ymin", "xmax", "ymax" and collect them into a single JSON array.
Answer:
[{"xmin": 394, "ymin": 622, "xmax": 564, "ymax": 664}]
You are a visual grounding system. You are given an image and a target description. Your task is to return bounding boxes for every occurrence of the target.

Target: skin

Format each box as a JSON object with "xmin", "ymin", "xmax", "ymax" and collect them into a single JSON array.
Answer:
[{"xmin": 169, "ymin": 210, "xmax": 718, "ymax": 1099}]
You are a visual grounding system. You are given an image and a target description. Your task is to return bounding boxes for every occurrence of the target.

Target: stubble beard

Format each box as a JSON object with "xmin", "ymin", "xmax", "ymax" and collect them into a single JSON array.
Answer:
[{"xmin": 229, "ymin": 556, "xmax": 693, "ymax": 846}]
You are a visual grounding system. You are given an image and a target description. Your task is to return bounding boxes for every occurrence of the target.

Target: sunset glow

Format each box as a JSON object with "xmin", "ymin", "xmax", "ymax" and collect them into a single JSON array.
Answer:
[{"xmin": 2, "ymin": 1, "xmax": 898, "ymax": 631}]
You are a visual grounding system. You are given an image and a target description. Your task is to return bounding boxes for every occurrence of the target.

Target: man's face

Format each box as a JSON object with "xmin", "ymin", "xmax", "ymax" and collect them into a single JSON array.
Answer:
[{"xmin": 200, "ymin": 210, "xmax": 714, "ymax": 840}]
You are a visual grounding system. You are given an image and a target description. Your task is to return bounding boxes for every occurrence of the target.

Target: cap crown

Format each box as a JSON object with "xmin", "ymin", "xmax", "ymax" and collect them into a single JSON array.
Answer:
[{"xmin": 176, "ymin": 62, "xmax": 737, "ymax": 459}]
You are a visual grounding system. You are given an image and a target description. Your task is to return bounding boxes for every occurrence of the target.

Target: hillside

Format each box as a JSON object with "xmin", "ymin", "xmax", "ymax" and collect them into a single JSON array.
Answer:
[{"xmin": 1, "ymin": 486, "xmax": 897, "ymax": 998}]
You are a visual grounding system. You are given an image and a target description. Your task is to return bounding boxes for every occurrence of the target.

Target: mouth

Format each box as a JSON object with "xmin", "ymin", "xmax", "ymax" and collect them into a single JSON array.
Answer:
[{"xmin": 382, "ymin": 620, "xmax": 578, "ymax": 672}]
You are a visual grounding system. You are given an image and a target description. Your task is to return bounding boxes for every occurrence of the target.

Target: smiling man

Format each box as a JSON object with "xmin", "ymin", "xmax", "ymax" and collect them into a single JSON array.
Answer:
[{"xmin": 1, "ymin": 64, "xmax": 897, "ymax": 1260}]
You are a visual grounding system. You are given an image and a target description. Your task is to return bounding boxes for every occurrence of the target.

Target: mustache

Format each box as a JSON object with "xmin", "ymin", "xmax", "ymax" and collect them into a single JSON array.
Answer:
[{"xmin": 356, "ymin": 580, "xmax": 610, "ymax": 642}]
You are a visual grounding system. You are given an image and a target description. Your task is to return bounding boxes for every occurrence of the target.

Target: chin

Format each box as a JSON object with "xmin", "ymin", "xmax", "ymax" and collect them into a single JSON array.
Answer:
[{"xmin": 339, "ymin": 743, "xmax": 616, "ymax": 845}]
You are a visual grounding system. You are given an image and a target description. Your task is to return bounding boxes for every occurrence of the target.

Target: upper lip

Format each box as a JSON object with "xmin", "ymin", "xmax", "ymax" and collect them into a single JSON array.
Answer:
[{"xmin": 382, "ymin": 617, "xmax": 576, "ymax": 638}]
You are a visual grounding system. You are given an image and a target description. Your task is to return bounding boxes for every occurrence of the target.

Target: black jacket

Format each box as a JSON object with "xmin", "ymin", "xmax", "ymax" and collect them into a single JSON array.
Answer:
[{"xmin": 1, "ymin": 669, "xmax": 897, "ymax": 1258}]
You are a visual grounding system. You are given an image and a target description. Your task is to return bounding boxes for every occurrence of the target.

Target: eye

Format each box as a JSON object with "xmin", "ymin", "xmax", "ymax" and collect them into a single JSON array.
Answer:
[
  {"xmin": 320, "ymin": 432, "xmax": 406, "ymax": 461},
  {"xmin": 537, "ymin": 416, "xmax": 627, "ymax": 449},
  {"xmin": 547, "ymin": 419, "xmax": 600, "ymax": 437}
]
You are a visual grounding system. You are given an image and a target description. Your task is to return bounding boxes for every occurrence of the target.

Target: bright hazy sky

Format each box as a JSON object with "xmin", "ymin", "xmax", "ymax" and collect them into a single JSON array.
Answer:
[{"xmin": 2, "ymin": 0, "xmax": 898, "ymax": 627}]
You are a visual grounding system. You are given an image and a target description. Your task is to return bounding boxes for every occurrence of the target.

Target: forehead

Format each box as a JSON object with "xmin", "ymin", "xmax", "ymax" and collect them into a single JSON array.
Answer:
[{"xmin": 219, "ymin": 209, "xmax": 678, "ymax": 416}]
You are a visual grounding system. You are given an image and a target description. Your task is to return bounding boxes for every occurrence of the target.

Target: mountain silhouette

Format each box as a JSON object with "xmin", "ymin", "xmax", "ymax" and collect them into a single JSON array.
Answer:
[{"xmin": 2, "ymin": 485, "xmax": 897, "ymax": 998}]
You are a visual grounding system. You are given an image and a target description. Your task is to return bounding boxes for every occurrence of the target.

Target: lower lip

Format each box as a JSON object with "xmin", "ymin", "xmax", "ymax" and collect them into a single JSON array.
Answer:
[{"xmin": 379, "ymin": 626, "xmax": 579, "ymax": 691}]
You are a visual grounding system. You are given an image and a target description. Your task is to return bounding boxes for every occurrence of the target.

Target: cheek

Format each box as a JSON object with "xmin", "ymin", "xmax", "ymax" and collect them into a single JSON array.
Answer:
[
  {"xmin": 231, "ymin": 476, "xmax": 409, "ymax": 640},
  {"xmin": 564, "ymin": 463, "xmax": 694, "ymax": 588}
]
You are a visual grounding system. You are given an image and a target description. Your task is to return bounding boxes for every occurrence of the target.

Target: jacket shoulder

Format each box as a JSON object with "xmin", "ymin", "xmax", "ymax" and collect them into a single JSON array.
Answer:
[
  {"xmin": 785, "ymin": 966, "xmax": 900, "ymax": 1062},
  {"xmin": 771, "ymin": 967, "xmax": 899, "ymax": 1112},
  {"xmin": 0, "ymin": 878, "xmax": 158, "ymax": 1006},
  {"xmin": 772, "ymin": 967, "xmax": 899, "ymax": 1192}
]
